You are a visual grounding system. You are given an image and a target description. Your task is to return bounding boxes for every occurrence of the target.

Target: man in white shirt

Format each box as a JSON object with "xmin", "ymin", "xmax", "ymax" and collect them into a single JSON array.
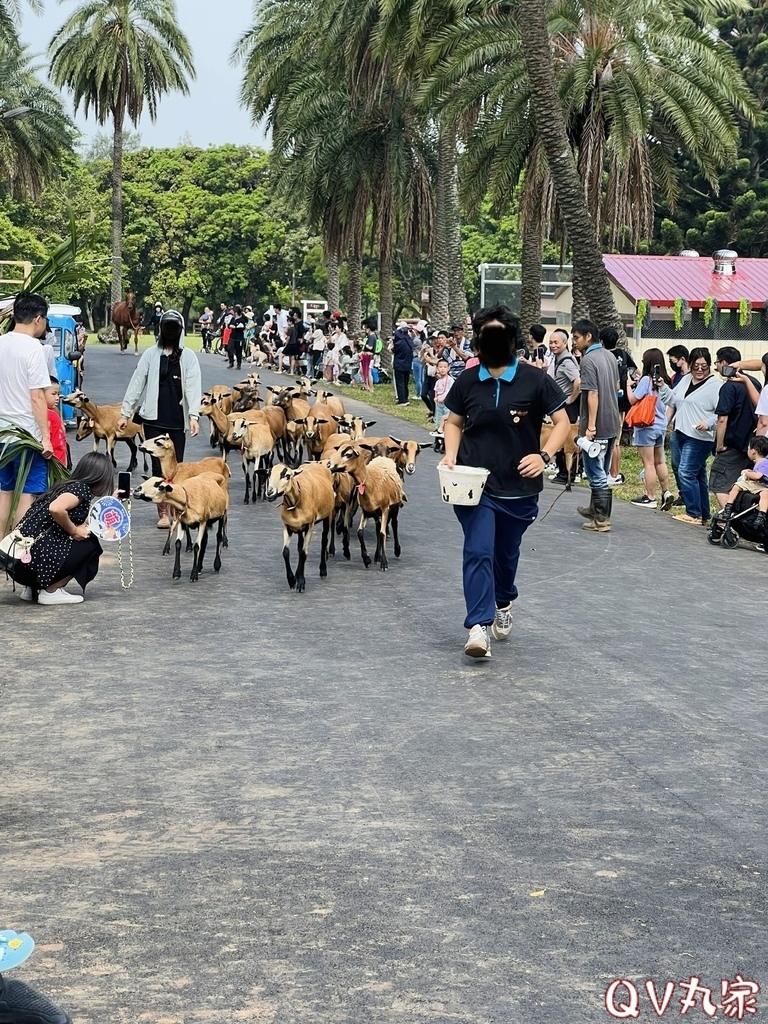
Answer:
[
  {"xmin": 273, "ymin": 303, "xmax": 289, "ymax": 340},
  {"xmin": 0, "ymin": 292, "xmax": 53, "ymax": 529}
]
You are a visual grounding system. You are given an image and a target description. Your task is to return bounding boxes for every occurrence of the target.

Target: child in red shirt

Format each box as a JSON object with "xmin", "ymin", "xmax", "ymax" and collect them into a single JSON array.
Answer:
[{"xmin": 46, "ymin": 379, "xmax": 68, "ymax": 465}]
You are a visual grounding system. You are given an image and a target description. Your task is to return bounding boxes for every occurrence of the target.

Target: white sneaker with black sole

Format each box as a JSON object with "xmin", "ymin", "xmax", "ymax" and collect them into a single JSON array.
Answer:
[
  {"xmin": 661, "ymin": 490, "xmax": 674, "ymax": 512},
  {"xmin": 607, "ymin": 473, "xmax": 625, "ymax": 487},
  {"xmin": 491, "ymin": 604, "xmax": 513, "ymax": 641},
  {"xmin": 464, "ymin": 624, "xmax": 491, "ymax": 659},
  {"xmin": 630, "ymin": 495, "xmax": 657, "ymax": 509}
]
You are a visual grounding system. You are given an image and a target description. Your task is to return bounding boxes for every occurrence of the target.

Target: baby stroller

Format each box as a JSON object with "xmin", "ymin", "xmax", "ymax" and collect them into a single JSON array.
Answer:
[{"xmin": 708, "ymin": 491, "xmax": 768, "ymax": 551}]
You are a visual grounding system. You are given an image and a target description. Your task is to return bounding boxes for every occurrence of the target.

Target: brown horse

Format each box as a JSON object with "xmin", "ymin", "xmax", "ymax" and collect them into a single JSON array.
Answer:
[{"xmin": 112, "ymin": 289, "xmax": 143, "ymax": 355}]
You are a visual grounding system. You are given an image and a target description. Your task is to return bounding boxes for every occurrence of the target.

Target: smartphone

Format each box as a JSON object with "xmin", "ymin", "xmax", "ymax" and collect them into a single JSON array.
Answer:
[
  {"xmin": 118, "ymin": 471, "xmax": 131, "ymax": 500},
  {"xmin": 652, "ymin": 364, "xmax": 661, "ymax": 378},
  {"xmin": 721, "ymin": 365, "xmax": 738, "ymax": 378}
]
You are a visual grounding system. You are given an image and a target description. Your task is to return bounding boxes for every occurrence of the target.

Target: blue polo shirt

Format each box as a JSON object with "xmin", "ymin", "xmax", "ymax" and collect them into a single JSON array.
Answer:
[{"xmin": 445, "ymin": 361, "xmax": 566, "ymax": 497}]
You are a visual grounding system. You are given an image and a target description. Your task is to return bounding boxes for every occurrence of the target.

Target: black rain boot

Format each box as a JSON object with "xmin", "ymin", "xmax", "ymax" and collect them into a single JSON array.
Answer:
[
  {"xmin": 753, "ymin": 511, "xmax": 766, "ymax": 532},
  {"xmin": 577, "ymin": 488, "xmax": 597, "ymax": 520},
  {"xmin": 721, "ymin": 502, "xmax": 734, "ymax": 519},
  {"xmin": 582, "ymin": 489, "xmax": 612, "ymax": 532}
]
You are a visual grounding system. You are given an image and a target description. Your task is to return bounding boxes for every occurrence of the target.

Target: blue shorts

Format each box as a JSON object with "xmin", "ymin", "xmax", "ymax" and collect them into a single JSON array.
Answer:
[
  {"xmin": 0, "ymin": 451, "xmax": 49, "ymax": 493},
  {"xmin": 633, "ymin": 426, "xmax": 665, "ymax": 448}
]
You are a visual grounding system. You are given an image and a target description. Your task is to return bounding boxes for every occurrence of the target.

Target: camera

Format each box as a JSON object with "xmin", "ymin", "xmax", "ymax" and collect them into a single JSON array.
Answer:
[
  {"xmin": 721, "ymin": 365, "xmax": 738, "ymax": 378},
  {"xmin": 118, "ymin": 471, "xmax": 131, "ymax": 499}
]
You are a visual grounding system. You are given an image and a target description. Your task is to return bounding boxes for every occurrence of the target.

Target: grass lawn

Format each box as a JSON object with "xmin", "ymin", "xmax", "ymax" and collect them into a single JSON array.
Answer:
[{"xmin": 334, "ymin": 379, "xmax": 435, "ymax": 432}]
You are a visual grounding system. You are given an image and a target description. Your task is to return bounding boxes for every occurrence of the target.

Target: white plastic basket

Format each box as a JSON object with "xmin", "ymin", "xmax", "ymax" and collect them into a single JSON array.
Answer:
[{"xmin": 437, "ymin": 464, "xmax": 490, "ymax": 506}]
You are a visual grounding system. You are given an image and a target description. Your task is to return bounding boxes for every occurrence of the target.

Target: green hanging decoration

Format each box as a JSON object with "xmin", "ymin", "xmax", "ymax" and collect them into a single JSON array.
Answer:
[
  {"xmin": 702, "ymin": 296, "xmax": 716, "ymax": 329},
  {"xmin": 673, "ymin": 298, "xmax": 684, "ymax": 331},
  {"xmin": 635, "ymin": 299, "xmax": 649, "ymax": 331},
  {"xmin": 738, "ymin": 297, "xmax": 751, "ymax": 328}
]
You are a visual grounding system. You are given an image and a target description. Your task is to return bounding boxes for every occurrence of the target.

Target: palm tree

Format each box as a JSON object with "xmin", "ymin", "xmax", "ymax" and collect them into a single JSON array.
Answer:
[
  {"xmin": 49, "ymin": 0, "xmax": 194, "ymax": 312},
  {"xmin": 0, "ymin": 39, "xmax": 75, "ymax": 198},
  {"xmin": 424, "ymin": 0, "xmax": 755, "ymax": 323},
  {"xmin": 0, "ymin": 0, "xmax": 41, "ymax": 46}
]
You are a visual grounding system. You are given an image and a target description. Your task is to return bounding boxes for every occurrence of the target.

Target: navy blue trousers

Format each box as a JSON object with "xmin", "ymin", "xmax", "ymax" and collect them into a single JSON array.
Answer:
[{"xmin": 454, "ymin": 492, "xmax": 538, "ymax": 629}]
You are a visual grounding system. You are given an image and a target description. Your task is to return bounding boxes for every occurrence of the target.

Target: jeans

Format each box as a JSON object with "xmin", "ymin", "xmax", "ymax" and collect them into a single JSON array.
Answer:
[
  {"xmin": 677, "ymin": 432, "xmax": 713, "ymax": 520},
  {"xmin": 581, "ymin": 437, "xmax": 615, "ymax": 491},
  {"xmin": 412, "ymin": 358, "xmax": 424, "ymax": 399},
  {"xmin": 454, "ymin": 493, "xmax": 538, "ymax": 629},
  {"xmin": 669, "ymin": 426, "xmax": 682, "ymax": 490},
  {"xmin": 394, "ymin": 368, "xmax": 410, "ymax": 403}
]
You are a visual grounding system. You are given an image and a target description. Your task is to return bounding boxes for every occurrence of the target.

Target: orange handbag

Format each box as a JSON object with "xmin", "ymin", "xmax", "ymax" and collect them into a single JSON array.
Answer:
[{"xmin": 625, "ymin": 394, "xmax": 658, "ymax": 428}]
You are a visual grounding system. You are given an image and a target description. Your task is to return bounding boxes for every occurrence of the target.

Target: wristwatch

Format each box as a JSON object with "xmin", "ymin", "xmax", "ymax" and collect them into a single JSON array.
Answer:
[{"xmin": 540, "ymin": 450, "xmax": 551, "ymax": 465}]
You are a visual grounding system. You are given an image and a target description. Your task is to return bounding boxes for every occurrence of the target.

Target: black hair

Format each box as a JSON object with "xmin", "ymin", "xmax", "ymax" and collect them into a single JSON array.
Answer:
[
  {"xmin": 748, "ymin": 435, "xmax": 768, "ymax": 457},
  {"xmin": 599, "ymin": 327, "xmax": 619, "ymax": 349},
  {"xmin": 234, "ymin": 304, "xmax": 242, "ymax": 314},
  {"xmin": 472, "ymin": 304, "xmax": 520, "ymax": 339},
  {"xmin": 322, "ymin": 309, "xmax": 332, "ymax": 318},
  {"xmin": 529, "ymin": 324, "xmax": 546, "ymax": 344},
  {"xmin": 573, "ymin": 319, "xmax": 601, "ymax": 345},
  {"xmin": 436, "ymin": 358, "xmax": 450, "ymax": 367},
  {"xmin": 640, "ymin": 348, "xmax": 670, "ymax": 385},
  {"xmin": 39, "ymin": 452, "xmax": 114, "ymax": 505},
  {"xmin": 273, "ymin": 303, "xmax": 282, "ymax": 311},
  {"xmin": 716, "ymin": 346, "xmax": 741, "ymax": 364},
  {"xmin": 667, "ymin": 344, "xmax": 689, "ymax": 362},
  {"xmin": 47, "ymin": 377, "xmax": 59, "ymax": 386},
  {"xmin": 689, "ymin": 347, "xmax": 712, "ymax": 368},
  {"xmin": 364, "ymin": 317, "xmax": 377, "ymax": 331},
  {"xmin": 13, "ymin": 291, "xmax": 48, "ymax": 324}
]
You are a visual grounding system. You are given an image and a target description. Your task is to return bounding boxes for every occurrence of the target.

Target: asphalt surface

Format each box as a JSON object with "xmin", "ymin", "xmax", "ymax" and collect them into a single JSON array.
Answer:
[{"xmin": 2, "ymin": 345, "xmax": 766, "ymax": 1024}]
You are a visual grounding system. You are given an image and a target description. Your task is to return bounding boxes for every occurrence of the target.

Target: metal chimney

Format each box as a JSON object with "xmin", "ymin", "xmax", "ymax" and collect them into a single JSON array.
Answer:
[
  {"xmin": 712, "ymin": 249, "xmax": 737, "ymax": 275},
  {"xmin": 678, "ymin": 249, "xmax": 699, "ymax": 258}
]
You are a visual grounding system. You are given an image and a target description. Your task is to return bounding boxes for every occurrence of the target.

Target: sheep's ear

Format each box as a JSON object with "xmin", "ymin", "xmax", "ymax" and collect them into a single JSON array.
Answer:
[
  {"xmin": 333, "ymin": 415, "xmax": 344, "ymax": 424},
  {"xmin": 159, "ymin": 482, "xmax": 173, "ymax": 494},
  {"xmin": 293, "ymin": 467, "xmax": 304, "ymax": 477},
  {"xmin": 266, "ymin": 385, "xmax": 279, "ymax": 394},
  {"xmin": 389, "ymin": 435, "xmax": 403, "ymax": 445},
  {"xmin": 294, "ymin": 417, "xmax": 307, "ymax": 425},
  {"xmin": 418, "ymin": 442, "xmax": 432, "ymax": 450},
  {"xmin": 314, "ymin": 418, "xmax": 329, "ymax": 425},
  {"xmin": 357, "ymin": 442, "xmax": 374, "ymax": 451},
  {"xmin": 365, "ymin": 420, "xmax": 376, "ymax": 428}
]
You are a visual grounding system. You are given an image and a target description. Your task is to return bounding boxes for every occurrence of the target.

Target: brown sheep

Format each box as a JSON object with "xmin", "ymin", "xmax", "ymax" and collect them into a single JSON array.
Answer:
[
  {"xmin": 266, "ymin": 461, "xmax": 335, "ymax": 592},
  {"xmin": 387, "ymin": 436, "xmax": 433, "ymax": 477},
  {"xmin": 229, "ymin": 417, "xmax": 278, "ymax": 503},
  {"xmin": 133, "ymin": 473, "xmax": 229, "ymax": 582},
  {"xmin": 540, "ymin": 421, "xmax": 580, "ymax": 489},
  {"xmin": 326, "ymin": 444, "xmax": 406, "ymax": 572},
  {"xmin": 68, "ymin": 390, "xmax": 144, "ymax": 471}
]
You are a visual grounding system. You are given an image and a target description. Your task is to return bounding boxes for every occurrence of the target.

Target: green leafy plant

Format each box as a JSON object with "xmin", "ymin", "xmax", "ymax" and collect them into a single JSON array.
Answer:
[
  {"xmin": 636, "ymin": 298, "xmax": 649, "ymax": 331},
  {"xmin": 702, "ymin": 296, "xmax": 716, "ymax": 328},
  {"xmin": 0, "ymin": 425, "xmax": 69, "ymax": 532},
  {"xmin": 673, "ymin": 298, "xmax": 684, "ymax": 330},
  {"xmin": 738, "ymin": 297, "xmax": 751, "ymax": 328}
]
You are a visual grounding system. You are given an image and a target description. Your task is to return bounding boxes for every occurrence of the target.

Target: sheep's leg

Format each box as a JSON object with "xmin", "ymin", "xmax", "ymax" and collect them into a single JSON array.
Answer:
[
  {"xmin": 209, "ymin": 421, "xmax": 217, "ymax": 448},
  {"xmin": 91, "ymin": 433, "xmax": 99, "ymax": 453},
  {"xmin": 328, "ymin": 509, "xmax": 337, "ymax": 557},
  {"xmin": 341, "ymin": 504, "xmax": 351, "ymax": 561},
  {"xmin": 379, "ymin": 506, "xmax": 390, "ymax": 572},
  {"xmin": 221, "ymin": 511, "xmax": 229, "ymax": 549},
  {"xmin": 242, "ymin": 453, "xmax": 251, "ymax": 505},
  {"xmin": 124, "ymin": 436, "xmax": 138, "ymax": 472},
  {"xmin": 190, "ymin": 525, "xmax": 202, "ymax": 582},
  {"xmin": 296, "ymin": 523, "xmax": 314, "ymax": 593},
  {"xmin": 213, "ymin": 518, "xmax": 224, "ymax": 572},
  {"xmin": 283, "ymin": 525, "xmax": 296, "ymax": 590},
  {"xmin": 142, "ymin": 445, "xmax": 148, "ymax": 474},
  {"xmin": 358, "ymin": 512, "xmax": 371, "ymax": 568},
  {"xmin": 185, "ymin": 524, "xmax": 193, "ymax": 552},
  {"xmin": 391, "ymin": 503, "xmax": 401, "ymax": 558},
  {"xmin": 173, "ymin": 532, "xmax": 183, "ymax": 580},
  {"xmin": 373, "ymin": 512, "xmax": 383, "ymax": 563},
  {"xmin": 565, "ymin": 450, "xmax": 573, "ymax": 491},
  {"xmin": 197, "ymin": 523, "xmax": 210, "ymax": 577},
  {"xmin": 319, "ymin": 516, "xmax": 329, "ymax": 578},
  {"xmin": 107, "ymin": 435, "xmax": 117, "ymax": 467}
]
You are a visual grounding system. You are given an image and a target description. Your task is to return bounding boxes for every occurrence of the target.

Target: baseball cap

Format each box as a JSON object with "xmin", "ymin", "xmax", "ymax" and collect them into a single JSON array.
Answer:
[
  {"xmin": 160, "ymin": 309, "xmax": 185, "ymax": 327},
  {"xmin": 415, "ymin": 319, "xmax": 428, "ymax": 332}
]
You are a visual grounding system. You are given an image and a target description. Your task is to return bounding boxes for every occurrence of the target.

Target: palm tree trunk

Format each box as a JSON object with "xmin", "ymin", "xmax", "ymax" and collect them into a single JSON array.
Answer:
[
  {"xmin": 431, "ymin": 126, "xmax": 451, "ymax": 329},
  {"xmin": 444, "ymin": 124, "xmax": 467, "ymax": 327},
  {"xmin": 326, "ymin": 245, "xmax": 340, "ymax": 311},
  {"xmin": 110, "ymin": 111, "xmax": 125, "ymax": 315},
  {"xmin": 347, "ymin": 251, "xmax": 362, "ymax": 336},
  {"xmin": 379, "ymin": 249, "xmax": 393, "ymax": 340},
  {"xmin": 570, "ymin": 262, "xmax": 590, "ymax": 322},
  {"xmin": 520, "ymin": 218, "xmax": 544, "ymax": 330},
  {"xmin": 517, "ymin": 0, "xmax": 623, "ymax": 337}
]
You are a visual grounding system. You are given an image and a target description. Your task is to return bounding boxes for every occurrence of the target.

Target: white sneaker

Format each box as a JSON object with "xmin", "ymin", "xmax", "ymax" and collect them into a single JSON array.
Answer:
[
  {"xmin": 607, "ymin": 473, "xmax": 625, "ymax": 487},
  {"xmin": 18, "ymin": 586, "xmax": 34, "ymax": 602},
  {"xmin": 464, "ymin": 624, "xmax": 491, "ymax": 659},
  {"xmin": 491, "ymin": 604, "xmax": 513, "ymax": 641},
  {"xmin": 38, "ymin": 588, "xmax": 84, "ymax": 605}
]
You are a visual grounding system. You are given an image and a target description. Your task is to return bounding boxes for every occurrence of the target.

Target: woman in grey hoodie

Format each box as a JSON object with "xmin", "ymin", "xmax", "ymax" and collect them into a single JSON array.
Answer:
[
  {"xmin": 657, "ymin": 347, "xmax": 722, "ymax": 525},
  {"xmin": 117, "ymin": 310, "xmax": 202, "ymax": 528}
]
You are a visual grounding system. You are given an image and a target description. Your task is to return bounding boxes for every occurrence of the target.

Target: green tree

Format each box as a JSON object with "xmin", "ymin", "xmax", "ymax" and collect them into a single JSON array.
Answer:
[
  {"xmin": 0, "ymin": 40, "xmax": 75, "ymax": 198},
  {"xmin": 49, "ymin": 0, "xmax": 194, "ymax": 313}
]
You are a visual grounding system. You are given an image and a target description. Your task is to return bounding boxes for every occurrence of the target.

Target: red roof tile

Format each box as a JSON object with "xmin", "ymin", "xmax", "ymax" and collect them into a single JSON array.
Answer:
[{"xmin": 603, "ymin": 254, "xmax": 768, "ymax": 309}]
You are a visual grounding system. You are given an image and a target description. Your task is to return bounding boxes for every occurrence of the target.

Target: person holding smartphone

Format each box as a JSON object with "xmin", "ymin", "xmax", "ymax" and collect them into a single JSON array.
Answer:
[{"xmin": 626, "ymin": 349, "xmax": 674, "ymax": 511}]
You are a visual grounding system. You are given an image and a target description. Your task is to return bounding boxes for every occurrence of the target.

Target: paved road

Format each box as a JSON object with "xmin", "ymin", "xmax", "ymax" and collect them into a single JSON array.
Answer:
[{"xmin": 2, "ymin": 346, "xmax": 766, "ymax": 1024}]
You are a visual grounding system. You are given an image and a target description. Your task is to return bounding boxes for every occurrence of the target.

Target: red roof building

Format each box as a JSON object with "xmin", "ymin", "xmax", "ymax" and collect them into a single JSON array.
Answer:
[{"xmin": 603, "ymin": 254, "xmax": 768, "ymax": 310}]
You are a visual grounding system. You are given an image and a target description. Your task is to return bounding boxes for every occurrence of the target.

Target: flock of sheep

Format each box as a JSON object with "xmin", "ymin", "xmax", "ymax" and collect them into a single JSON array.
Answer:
[{"xmin": 68, "ymin": 376, "xmax": 431, "ymax": 590}]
